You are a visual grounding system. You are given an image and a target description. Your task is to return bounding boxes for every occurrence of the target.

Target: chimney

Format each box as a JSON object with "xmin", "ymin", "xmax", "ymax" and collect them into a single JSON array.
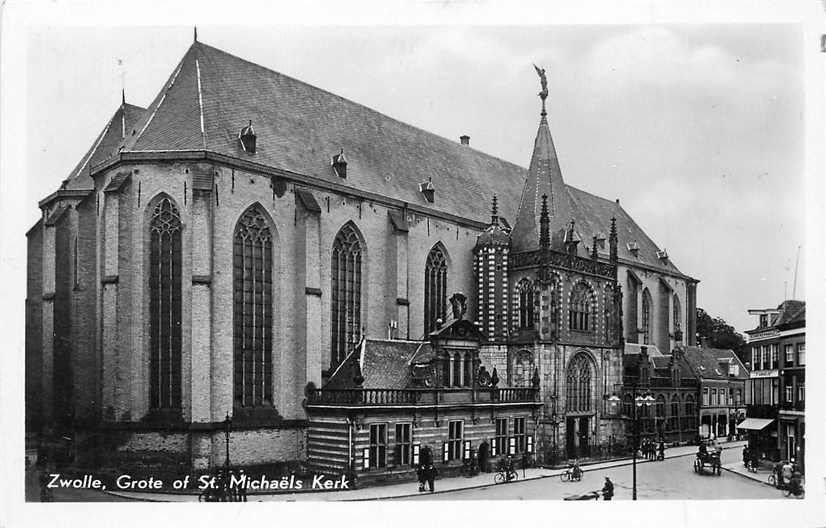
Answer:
[{"xmin": 460, "ymin": 135, "xmax": 470, "ymax": 146}]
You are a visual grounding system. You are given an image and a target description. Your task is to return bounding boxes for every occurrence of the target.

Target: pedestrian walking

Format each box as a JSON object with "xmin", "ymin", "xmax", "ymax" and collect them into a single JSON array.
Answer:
[
  {"xmin": 602, "ymin": 476, "xmax": 614, "ymax": 501},
  {"xmin": 657, "ymin": 441, "xmax": 665, "ymax": 461}
]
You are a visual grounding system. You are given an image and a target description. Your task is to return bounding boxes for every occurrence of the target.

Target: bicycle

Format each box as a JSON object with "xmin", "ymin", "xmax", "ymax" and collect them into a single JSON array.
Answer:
[
  {"xmin": 767, "ymin": 472, "xmax": 777, "ymax": 488},
  {"xmin": 494, "ymin": 468, "xmax": 519, "ymax": 484},
  {"xmin": 560, "ymin": 467, "xmax": 583, "ymax": 482}
]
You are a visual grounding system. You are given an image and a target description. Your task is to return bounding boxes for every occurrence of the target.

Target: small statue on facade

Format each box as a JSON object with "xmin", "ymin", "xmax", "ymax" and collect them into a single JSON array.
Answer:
[{"xmin": 449, "ymin": 292, "xmax": 468, "ymax": 321}]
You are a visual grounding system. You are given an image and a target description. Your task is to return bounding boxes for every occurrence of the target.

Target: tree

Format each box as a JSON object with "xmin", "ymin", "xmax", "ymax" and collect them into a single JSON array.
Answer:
[{"xmin": 695, "ymin": 308, "xmax": 747, "ymax": 362}]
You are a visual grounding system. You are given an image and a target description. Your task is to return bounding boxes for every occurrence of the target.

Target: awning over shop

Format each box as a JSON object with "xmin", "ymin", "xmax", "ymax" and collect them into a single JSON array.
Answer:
[{"xmin": 737, "ymin": 418, "xmax": 775, "ymax": 431}]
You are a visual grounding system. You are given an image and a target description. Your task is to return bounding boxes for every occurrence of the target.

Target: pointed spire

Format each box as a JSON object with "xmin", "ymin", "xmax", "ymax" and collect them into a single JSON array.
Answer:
[
  {"xmin": 591, "ymin": 234, "xmax": 599, "ymax": 261},
  {"xmin": 609, "ymin": 217, "xmax": 618, "ymax": 263},
  {"xmin": 539, "ymin": 194, "xmax": 550, "ymax": 250},
  {"xmin": 194, "ymin": 26, "xmax": 198, "ymax": 42},
  {"xmin": 121, "ymin": 88, "xmax": 126, "ymax": 106},
  {"xmin": 511, "ymin": 66, "xmax": 572, "ymax": 253},
  {"xmin": 491, "ymin": 195, "xmax": 499, "ymax": 223}
]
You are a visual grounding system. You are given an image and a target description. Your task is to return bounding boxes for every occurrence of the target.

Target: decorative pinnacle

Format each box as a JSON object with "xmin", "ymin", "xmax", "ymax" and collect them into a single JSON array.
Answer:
[
  {"xmin": 539, "ymin": 194, "xmax": 550, "ymax": 250},
  {"xmin": 122, "ymin": 88, "xmax": 126, "ymax": 105},
  {"xmin": 491, "ymin": 195, "xmax": 498, "ymax": 221},
  {"xmin": 194, "ymin": 26, "xmax": 198, "ymax": 42}
]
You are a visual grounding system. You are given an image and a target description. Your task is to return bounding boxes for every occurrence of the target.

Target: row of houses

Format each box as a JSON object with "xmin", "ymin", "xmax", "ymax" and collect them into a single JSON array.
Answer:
[{"xmin": 740, "ymin": 300, "xmax": 806, "ymax": 472}]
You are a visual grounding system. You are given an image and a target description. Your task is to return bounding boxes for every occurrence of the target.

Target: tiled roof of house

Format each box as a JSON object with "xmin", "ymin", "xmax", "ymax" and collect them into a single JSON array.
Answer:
[
  {"xmin": 98, "ymin": 41, "xmax": 686, "ymax": 276},
  {"xmin": 64, "ymin": 103, "xmax": 146, "ymax": 191},
  {"xmin": 774, "ymin": 300, "xmax": 805, "ymax": 328},
  {"xmin": 682, "ymin": 346, "xmax": 749, "ymax": 381},
  {"xmin": 324, "ymin": 339, "xmax": 433, "ymax": 390}
]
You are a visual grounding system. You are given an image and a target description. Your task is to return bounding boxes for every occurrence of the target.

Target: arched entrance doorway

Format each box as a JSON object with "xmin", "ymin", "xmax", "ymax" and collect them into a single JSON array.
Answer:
[{"xmin": 565, "ymin": 352, "xmax": 595, "ymax": 459}]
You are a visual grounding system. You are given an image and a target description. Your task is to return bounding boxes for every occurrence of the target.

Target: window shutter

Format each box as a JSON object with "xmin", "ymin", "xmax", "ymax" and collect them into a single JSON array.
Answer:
[
  {"xmin": 412, "ymin": 444, "xmax": 420, "ymax": 466},
  {"xmin": 509, "ymin": 437, "xmax": 516, "ymax": 455},
  {"xmin": 491, "ymin": 441, "xmax": 497, "ymax": 457},
  {"xmin": 363, "ymin": 447, "xmax": 371, "ymax": 470},
  {"xmin": 463, "ymin": 440, "xmax": 471, "ymax": 461},
  {"xmin": 527, "ymin": 435, "xmax": 534, "ymax": 454},
  {"xmin": 443, "ymin": 442, "xmax": 449, "ymax": 463}
]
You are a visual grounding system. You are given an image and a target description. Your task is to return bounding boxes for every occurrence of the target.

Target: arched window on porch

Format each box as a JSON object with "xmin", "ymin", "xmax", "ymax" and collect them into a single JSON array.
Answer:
[
  {"xmin": 517, "ymin": 278, "xmax": 535, "ymax": 330},
  {"xmin": 566, "ymin": 353, "xmax": 592, "ymax": 412}
]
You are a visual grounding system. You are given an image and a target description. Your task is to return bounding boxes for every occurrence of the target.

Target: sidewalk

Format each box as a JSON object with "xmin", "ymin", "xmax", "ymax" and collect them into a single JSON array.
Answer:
[
  {"xmin": 721, "ymin": 459, "xmax": 805, "ymax": 489},
  {"xmin": 105, "ymin": 440, "xmax": 746, "ymax": 502}
]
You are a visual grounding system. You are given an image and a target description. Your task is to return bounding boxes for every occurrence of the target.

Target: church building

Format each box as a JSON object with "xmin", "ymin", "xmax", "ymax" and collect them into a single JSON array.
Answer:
[{"xmin": 25, "ymin": 36, "xmax": 698, "ymax": 474}]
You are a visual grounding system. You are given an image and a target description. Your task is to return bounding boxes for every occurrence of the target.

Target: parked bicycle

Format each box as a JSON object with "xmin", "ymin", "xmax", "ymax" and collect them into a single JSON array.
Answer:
[{"xmin": 493, "ymin": 457, "xmax": 519, "ymax": 484}]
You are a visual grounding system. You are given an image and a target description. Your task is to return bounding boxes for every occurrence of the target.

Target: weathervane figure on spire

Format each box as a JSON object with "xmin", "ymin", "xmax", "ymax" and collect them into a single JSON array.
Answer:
[{"xmin": 533, "ymin": 64, "xmax": 548, "ymax": 115}]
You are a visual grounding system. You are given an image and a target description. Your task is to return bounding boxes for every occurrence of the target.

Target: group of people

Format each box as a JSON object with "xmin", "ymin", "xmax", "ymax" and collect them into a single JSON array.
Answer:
[
  {"xmin": 416, "ymin": 446, "xmax": 438, "ymax": 492},
  {"xmin": 639, "ymin": 439, "xmax": 665, "ymax": 461},
  {"xmin": 772, "ymin": 458, "xmax": 803, "ymax": 494}
]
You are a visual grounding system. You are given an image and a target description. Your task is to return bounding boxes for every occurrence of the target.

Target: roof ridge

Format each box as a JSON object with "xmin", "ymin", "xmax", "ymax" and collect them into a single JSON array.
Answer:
[{"xmin": 193, "ymin": 41, "xmax": 527, "ymax": 173}]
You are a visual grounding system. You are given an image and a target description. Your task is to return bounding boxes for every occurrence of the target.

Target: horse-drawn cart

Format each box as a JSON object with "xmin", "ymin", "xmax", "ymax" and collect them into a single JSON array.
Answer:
[{"xmin": 693, "ymin": 449, "xmax": 721, "ymax": 476}]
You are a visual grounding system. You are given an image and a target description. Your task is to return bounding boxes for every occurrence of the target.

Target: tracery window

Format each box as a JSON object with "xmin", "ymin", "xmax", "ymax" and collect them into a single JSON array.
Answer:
[
  {"xmin": 566, "ymin": 353, "xmax": 592, "ymax": 412},
  {"xmin": 424, "ymin": 245, "xmax": 447, "ymax": 335},
  {"xmin": 673, "ymin": 294, "xmax": 682, "ymax": 342},
  {"xmin": 569, "ymin": 282, "xmax": 592, "ymax": 332},
  {"xmin": 149, "ymin": 197, "xmax": 182, "ymax": 411},
  {"xmin": 233, "ymin": 206, "xmax": 274, "ymax": 408},
  {"xmin": 517, "ymin": 279, "xmax": 535, "ymax": 330},
  {"xmin": 642, "ymin": 289, "xmax": 652, "ymax": 345},
  {"xmin": 331, "ymin": 223, "xmax": 362, "ymax": 369}
]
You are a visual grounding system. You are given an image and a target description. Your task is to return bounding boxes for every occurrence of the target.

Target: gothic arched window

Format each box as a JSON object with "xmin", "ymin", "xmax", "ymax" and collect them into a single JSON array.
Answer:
[
  {"xmin": 517, "ymin": 279, "xmax": 535, "ymax": 330},
  {"xmin": 566, "ymin": 353, "xmax": 592, "ymax": 412},
  {"xmin": 671, "ymin": 394, "xmax": 680, "ymax": 429},
  {"xmin": 424, "ymin": 245, "xmax": 447, "ymax": 335},
  {"xmin": 233, "ymin": 206, "xmax": 274, "ymax": 408},
  {"xmin": 514, "ymin": 350, "xmax": 534, "ymax": 387},
  {"xmin": 655, "ymin": 394, "xmax": 666, "ymax": 418},
  {"xmin": 149, "ymin": 197, "xmax": 182, "ymax": 411},
  {"xmin": 673, "ymin": 294, "xmax": 682, "ymax": 342},
  {"xmin": 642, "ymin": 289, "xmax": 652, "ymax": 344},
  {"xmin": 569, "ymin": 282, "xmax": 592, "ymax": 332},
  {"xmin": 685, "ymin": 394, "xmax": 696, "ymax": 422},
  {"xmin": 331, "ymin": 223, "xmax": 363, "ymax": 369}
]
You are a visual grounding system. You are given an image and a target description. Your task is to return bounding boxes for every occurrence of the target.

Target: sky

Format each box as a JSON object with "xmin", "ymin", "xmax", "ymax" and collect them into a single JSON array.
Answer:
[{"xmin": 24, "ymin": 24, "xmax": 805, "ymax": 334}]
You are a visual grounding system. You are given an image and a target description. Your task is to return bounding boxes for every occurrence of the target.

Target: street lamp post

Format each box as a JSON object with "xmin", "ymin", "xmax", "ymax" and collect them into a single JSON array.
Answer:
[{"xmin": 608, "ymin": 388, "xmax": 654, "ymax": 500}]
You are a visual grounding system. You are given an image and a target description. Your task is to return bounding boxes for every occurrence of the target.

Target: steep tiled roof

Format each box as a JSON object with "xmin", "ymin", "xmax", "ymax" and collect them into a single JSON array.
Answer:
[
  {"xmin": 682, "ymin": 346, "xmax": 749, "ymax": 381},
  {"xmin": 65, "ymin": 103, "xmax": 146, "ymax": 191},
  {"xmin": 774, "ymin": 300, "xmax": 805, "ymax": 328},
  {"xmin": 324, "ymin": 339, "xmax": 433, "ymax": 390},
  {"xmin": 511, "ymin": 113, "xmax": 572, "ymax": 252},
  {"xmin": 118, "ymin": 41, "xmax": 686, "ymax": 276}
]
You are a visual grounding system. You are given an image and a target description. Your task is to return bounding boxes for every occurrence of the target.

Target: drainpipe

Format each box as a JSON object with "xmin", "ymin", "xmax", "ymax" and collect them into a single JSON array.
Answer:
[{"xmin": 346, "ymin": 415, "xmax": 354, "ymax": 475}]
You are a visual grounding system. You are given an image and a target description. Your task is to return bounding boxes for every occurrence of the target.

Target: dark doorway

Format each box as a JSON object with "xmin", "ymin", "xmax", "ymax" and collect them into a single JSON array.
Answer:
[
  {"xmin": 478, "ymin": 441, "xmax": 490, "ymax": 472},
  {"xmin": 578, "ymin": 416, "xmax": 590, "ymax": 458},
  {"xmin": 565, "ymin": 417, "xmax": 576, "ymax": 458}
]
